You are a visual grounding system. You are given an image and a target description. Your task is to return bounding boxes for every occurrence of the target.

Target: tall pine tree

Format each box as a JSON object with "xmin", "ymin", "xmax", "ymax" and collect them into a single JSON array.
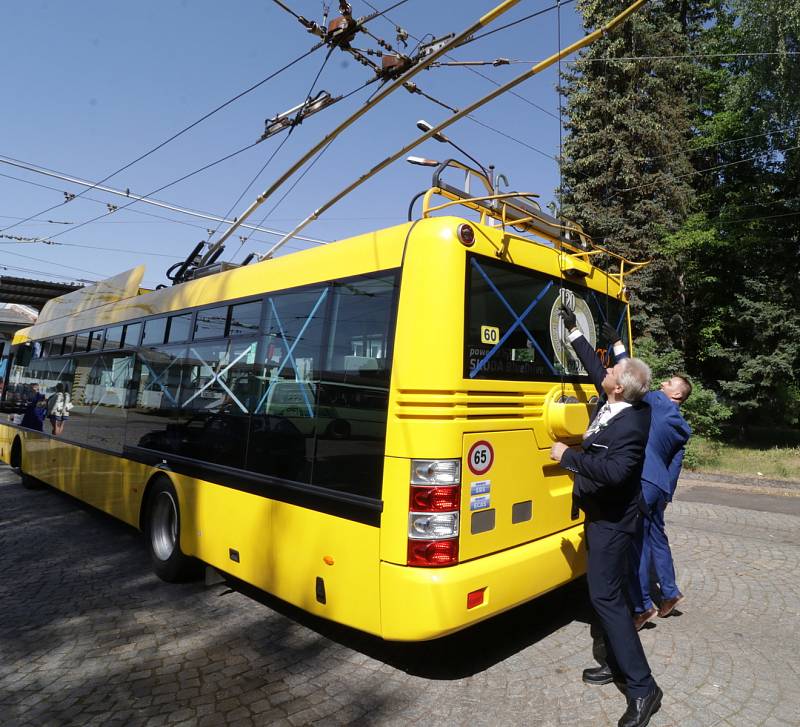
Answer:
[{"xmin": 558, "ymin": 0, "xmax": 699, "ymax": 345}]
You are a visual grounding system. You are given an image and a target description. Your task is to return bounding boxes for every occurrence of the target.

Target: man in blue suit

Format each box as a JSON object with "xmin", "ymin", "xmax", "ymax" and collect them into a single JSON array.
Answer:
[
  {"xmin": 551, "ymin": 307, "xmax": 662, "ymax": 727},
  {"xmin": 607, "ymin": 332, "xmax": 693, "ymax": 629}
]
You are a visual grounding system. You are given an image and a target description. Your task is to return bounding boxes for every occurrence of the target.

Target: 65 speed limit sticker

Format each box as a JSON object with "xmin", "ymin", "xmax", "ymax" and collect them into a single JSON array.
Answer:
[{"xmin": 467, "ymin": 440, "xmax": 494, "ymax": 475}]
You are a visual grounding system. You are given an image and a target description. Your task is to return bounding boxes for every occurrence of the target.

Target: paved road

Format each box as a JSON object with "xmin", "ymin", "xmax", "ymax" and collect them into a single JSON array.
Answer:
[{"xmin": 1, "ymin": 465, "xmax": 799, "ymax": 726}]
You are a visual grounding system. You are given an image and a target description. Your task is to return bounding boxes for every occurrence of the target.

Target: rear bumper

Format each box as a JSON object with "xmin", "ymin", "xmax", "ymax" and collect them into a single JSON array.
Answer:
[{"xmin": 379, "ymin": 522, "xmax": 586, "ymax": 640}]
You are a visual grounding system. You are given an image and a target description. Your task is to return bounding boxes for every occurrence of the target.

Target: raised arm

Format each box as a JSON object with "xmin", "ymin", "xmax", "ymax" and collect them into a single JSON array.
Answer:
[{"xmin": 558, "ymin": 306, "xmax": 608, "ymax": 394}]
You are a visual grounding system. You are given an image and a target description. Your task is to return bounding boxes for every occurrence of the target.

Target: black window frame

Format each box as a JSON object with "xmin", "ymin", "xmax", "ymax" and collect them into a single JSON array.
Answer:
[{"xmin": 463, "ymin": 252, "xmax": 630, "ymax": 383}]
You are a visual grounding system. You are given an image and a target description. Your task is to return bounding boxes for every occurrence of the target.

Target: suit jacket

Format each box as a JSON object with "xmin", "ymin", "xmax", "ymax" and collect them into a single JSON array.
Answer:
[
  {"xmin": 613, "ymin": 351, "xmax": 692, "ymax": 501},
  {"xmin": 559, "ymin": 333, "xmax": 650, "ymax": 532}
]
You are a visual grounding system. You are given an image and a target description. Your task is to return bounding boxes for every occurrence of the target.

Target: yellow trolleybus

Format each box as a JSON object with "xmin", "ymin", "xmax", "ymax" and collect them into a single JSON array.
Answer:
[{"xmin": 0, "ymin": 162, "xmax": 638, "ymax": 640}]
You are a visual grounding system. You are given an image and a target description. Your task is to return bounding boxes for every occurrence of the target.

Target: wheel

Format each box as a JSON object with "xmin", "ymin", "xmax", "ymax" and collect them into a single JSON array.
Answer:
[
  {"xmin": 11, "ymin": 438, "xmax": 39, "ymax": 490},
  {"xmin": 144, "ymin": 478, "xmax": 200, "ymax": 582},
  {"xmin": 325, "ymin": 418, "xmax": 351, "ymax": 440}
]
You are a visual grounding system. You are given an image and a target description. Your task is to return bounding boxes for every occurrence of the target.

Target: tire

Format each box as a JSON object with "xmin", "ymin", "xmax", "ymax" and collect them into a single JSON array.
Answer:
[
  {"xmin": 11, "ymin": 439, "xmax": 39, "ymax": 490},
  {"xmin": 325, "ymin": 418, "xmax": 351, "ymax": 440},
  {"xmin": 144, "ymin": 478, "xmax": 200, "ymax": 582}
]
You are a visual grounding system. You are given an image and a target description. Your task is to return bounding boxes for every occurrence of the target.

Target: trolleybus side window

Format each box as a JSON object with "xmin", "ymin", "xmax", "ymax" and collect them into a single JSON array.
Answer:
[
  {"xmin": 88, "ymin": 330, "xmax": 104, "ymax": 351},
  {"xmin": 229, "ymin": 300, "xmax": 263, "ymax": 337},
  {"xmin": 194, "ymin": 306, "xmax": 229, "ymax": 340},
  {"xmin": 166, "ymin": 314, "xmax": 193, "ymax": 343},
  {"xmin": 104, "ymin": 326, "xmax": 124, "ymax": 350},
  {"xmin": 172, "ymin": 338, "xmax": 258, "ymax": 467},
  {"xmin": 248, "ymin": 286, "xmax": 327, "ymax": 484},
  {"xmin": 75, "ymin": 331, "xmax": 92, "ymax": 353},
  {"xmin": 84, "ymin": 352, "xmax": 136, "ymax": 452},
  {"xmin": 65, "ymin": 355, "xmax": 96, "ymax": 444},
  {"xmin": 312, "ymin": 274, "xmax": 398, "ymax": 498},
  {"xmin": 123, "ymin": 322, "xmax": 142, "ymax": 349},
  {"xmin": 465, "ymin": 254, "xmax": 629, "ymax": 381},
  {"xmin": 126, "ymin": 344, "xmax": 185, "ymax": 455},
  {"xmin": 141, "ymin": 317, "xmax": 168, "ymax": 347}
]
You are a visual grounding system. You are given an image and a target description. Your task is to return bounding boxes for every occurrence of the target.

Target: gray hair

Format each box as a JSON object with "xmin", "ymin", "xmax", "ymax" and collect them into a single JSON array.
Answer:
[{"xmin": 617, "ymin": 357, "xmax": 651, "ymax": 403}]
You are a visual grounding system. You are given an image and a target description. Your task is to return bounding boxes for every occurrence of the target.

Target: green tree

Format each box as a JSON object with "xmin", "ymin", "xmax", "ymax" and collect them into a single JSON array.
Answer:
[
  {"xmin": 562, "ymin": 0, "xmax": 800, "ymax": 433},
  {"xmin": 558, "ymin": 0, "xmax": 700, "ymax": 343},
  {"xmin": 664, "ymin": 0, "xmax": 800, "ymax": 429}
]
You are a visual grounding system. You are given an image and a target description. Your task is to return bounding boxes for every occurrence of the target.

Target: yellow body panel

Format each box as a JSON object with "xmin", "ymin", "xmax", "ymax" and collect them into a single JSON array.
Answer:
[
  {"xmin": 0, "ymin": 428, "xmax": 148, "ymax": 526},
  {"xmin": 380, "ymin": 520, "xmax": 585, "ymax": 640},
  {"xmin": 176, "ymin": 473, "xmax": 382, "ymax": 635},
  {"xmin": 459, "ymin": 430, "xmax": 577, "ymax": 562}
]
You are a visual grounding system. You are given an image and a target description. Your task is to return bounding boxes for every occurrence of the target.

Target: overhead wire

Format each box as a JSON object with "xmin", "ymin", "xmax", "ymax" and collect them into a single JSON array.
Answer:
[
  {"xmin": 0, "ymin": 263, "xmax": 95, "ymax": 283},
  {"xmin": 240, "ymin": 140, "xmax": 337, "ymax": 261},
  {"xmin": 207, "ymin": 45, "xmax": 337, "ymax": 246},
  {"xmin": 0, "ymin": 167, "xmax": 327, "ymax": 260},
  {"xmin": 30, "ymin": 142, "xmax": 263, "ymax": 245},
  {"xmin": 462, "ymin": 0, "xmax": 577, "ymax": 46},
  {"xmin": 714, "ymin": 210, "xmax": 800, "ymax": 226},
  {"xmin": 360, "ymin": 0, "xmax": 561, "ymax": 126},
  {"xmin": 585, "ymin": 51, "xmax": 800, "ymax": 62},
  {"xmin": 451, "ymin": 50, "xmax": 800, "ymax": 65},
  {"xmin": 613, "ymin": 143, "xmax": 800, "ymax": 195},
  {"xmin": 0, "ymin": 159, "xmax": 329, "ymax": 243},
  {"xmin": 3, "ymin": 248, "xmax": 106, "ymax": 278},
  {"xmin": 232, "ymin": 44, "xmax": 342, "ymax": 261},
  {"xmin": 465, "ymin": 115, "xmax": 555, "ymax": 160},
  {"xmin": 634, "ymin": 124, "xmax": 799, "ymax": 163},
  {"xmin": 0, "ymin": 233, "xmax": 183, "ymax": 259},
  {"xmin": 0, "ymin": 43, "xmax": 325, "ymax": 236}
]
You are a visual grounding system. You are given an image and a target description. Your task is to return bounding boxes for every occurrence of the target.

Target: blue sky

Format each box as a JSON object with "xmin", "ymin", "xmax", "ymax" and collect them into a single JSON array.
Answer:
[{"xmin": 1, "ymin": 1, "xmax": 585, "ymax": 288}]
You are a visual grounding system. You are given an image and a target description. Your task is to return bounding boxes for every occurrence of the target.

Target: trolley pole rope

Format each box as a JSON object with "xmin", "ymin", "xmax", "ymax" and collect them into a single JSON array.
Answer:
[
  {"xmin": 261, "ymin": 0, "xmax": 648, "ymax": 260},
  {"xmin": 204, "ymin": 0, "xmax": 525, "ymax": 263}
]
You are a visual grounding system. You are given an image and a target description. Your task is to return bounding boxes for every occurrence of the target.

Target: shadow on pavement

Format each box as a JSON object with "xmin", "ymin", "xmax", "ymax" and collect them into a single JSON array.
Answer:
[{"xmin": 227, "ymin": 574, "xmax": 593, "ymax": 680}]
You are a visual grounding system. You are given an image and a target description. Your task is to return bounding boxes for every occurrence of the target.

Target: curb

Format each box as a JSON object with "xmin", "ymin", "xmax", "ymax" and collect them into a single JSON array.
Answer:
[{"xmin": 680, "ymin": 470, "xmax": 800, "ymax": 493}]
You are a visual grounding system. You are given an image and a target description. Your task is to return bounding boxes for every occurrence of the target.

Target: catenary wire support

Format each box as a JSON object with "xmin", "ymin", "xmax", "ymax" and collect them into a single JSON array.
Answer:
[
  {"xmin": 259, "ymin": 0, "xmax": 648, "ymax": 260},
  {"xmin": 204, "ymin": 0, "xmax": 528, "ymax": 264}
]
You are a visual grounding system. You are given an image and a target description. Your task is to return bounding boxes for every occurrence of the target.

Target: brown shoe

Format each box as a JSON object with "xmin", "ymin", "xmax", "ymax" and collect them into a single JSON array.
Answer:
[
  {"xmin": 658, "ymin": 593, "xmax": 685, "ymax": 618},
  {"xmin": 633, "ymin": 606, "xmax": 657, "ymax": 631}
]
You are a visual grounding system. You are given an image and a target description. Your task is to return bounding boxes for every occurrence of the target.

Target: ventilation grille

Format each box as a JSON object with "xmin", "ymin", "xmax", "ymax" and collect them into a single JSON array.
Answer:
[{"xmin": 395, "ymin": 389, "xmax": 546, "ymax": 421}]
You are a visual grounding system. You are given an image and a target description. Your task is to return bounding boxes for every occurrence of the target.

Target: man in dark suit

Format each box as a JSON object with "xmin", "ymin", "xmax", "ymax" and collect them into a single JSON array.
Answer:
[
  {"xmin": 550, "ymin": 307, "xmax": 662, "ymax": 727},
  {"xmin": 607, "ymin": 333, "xmax": 693, "ymax": 628}
]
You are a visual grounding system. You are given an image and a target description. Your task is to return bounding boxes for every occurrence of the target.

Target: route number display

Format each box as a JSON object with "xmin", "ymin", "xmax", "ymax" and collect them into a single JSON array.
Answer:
[{"xmin": 480, "ymin": 325, "xmax": 500, "ymax": 345}]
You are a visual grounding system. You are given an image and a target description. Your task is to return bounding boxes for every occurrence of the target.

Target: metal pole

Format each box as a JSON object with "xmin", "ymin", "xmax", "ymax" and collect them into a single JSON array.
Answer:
[
  {"xmin": 262, "ymin": 0, "xmax": 648, "ymax": 259},
  {"xmin": 204, "ymin": 0, "xmax": 525, "ymax": 262}
]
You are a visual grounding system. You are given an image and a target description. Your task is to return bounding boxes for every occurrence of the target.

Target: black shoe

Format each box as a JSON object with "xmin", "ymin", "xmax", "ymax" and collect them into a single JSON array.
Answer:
[
  {"xmin": 618, "ymin": 685, "xmax": 663, "ymax": 727},
  {"xmin": 582, "ymin": 663, "xmax": 619, "ymax": 685}
]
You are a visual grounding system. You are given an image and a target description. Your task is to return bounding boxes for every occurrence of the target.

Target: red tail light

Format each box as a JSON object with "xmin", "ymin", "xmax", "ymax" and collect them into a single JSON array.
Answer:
[
  {"xmin": 407, "ymin": 538, "xmax": 459, "ymax": 567},
  {"xmin": 407, "ymin": 460, "xmax": 461, "ymax": 567},
  {"xmin": 410, "ymin": 485, "xmax": 461, "ymax": 512}
]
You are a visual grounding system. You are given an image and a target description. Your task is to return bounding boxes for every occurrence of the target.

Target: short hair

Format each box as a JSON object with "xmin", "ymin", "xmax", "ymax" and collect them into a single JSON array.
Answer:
[
  {"xmin": 618, "ymin": 357, "xmax": 651, "ymax": 403},
  {"xmin": 673, "ymin": 374, "xmax": 692, "ymax": 401}
]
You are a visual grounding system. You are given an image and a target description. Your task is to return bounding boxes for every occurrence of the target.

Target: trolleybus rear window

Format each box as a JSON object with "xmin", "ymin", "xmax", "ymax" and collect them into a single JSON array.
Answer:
[{"xmin": 465, "ymin": 255, "xmax": 629, "ymax": 381}]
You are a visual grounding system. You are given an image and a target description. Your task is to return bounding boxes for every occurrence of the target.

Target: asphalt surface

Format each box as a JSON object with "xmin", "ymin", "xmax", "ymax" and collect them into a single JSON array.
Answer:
[{"xmin": 1, "ymin": 465, "xmax": 798, "ymax": 726}]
